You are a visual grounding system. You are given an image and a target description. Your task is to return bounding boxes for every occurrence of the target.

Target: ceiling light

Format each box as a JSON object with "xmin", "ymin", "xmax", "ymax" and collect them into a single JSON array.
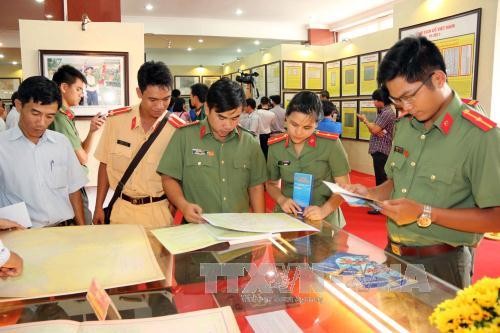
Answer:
[
  {"xmin": 167, "ymin": 41, "xmax": 172, "ymax": 48},
  {"xmin": 35, "ymin": 0, "xmax": 44, "ymax": 3},
  {"xmin": 254, "ymin": 40, "xmax": 260, "ymax": 45},
  {"xmin": 236, "ymin": 48, "xmax": 242, "ymax": 53},
  {"xmin": 187, "ymin": 47, "xmax": 193, "ymax": 51},
  {"xmin": 0, "ymin": 42, "xmax": 2, "ymax": 46},
  {"xmin": 198, "ymin": 38, "xmax": 204, "ymax": 43},
  {"xmin": 45, "ymin": 14, "xmax": 53, "ymax": 19},
  {"xmin": 12, "ymin": 61, "xmax": 18, "ymax": 65},
  {"xmin": 145, "ymin": 4, "xmax": 153, "ymax": 11},
  {"xmin": 0, "ymin": 54, "xmax": 4, "ymax": 58},
  {"xmin": 235, "ymin": 9, "xmax": 243, "ymax": 16}
]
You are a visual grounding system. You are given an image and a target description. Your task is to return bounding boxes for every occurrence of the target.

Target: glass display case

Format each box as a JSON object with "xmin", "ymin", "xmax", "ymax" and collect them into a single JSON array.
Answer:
[{"xmin": 0, "ymin": 220, "xmax": 457, "ymax": 332}]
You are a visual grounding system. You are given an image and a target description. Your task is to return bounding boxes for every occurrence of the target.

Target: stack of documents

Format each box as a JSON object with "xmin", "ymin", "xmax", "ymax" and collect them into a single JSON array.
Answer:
[
  {"xmin": 152, "ymin": 213, "xmax": 319, "ymax": 255},
  {"xmin": 323, "ymin": 181, "xmax": 382, "ymax": 210}
]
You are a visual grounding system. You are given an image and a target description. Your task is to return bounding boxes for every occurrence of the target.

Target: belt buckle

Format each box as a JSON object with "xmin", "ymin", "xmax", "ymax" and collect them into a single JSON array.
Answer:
[
  {"xmin": 390, "ymin": 243, "xmax": 402, "ymax": 256},
  {"xmin": 132, "ymin": 198, "xmax": 139, "ymax": 205}
]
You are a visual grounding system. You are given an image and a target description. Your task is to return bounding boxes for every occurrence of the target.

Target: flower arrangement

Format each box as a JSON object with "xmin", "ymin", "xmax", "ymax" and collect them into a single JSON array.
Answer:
[{"xmin": 429, "ymin": 277, "xmax": 500, "ymax": 332}]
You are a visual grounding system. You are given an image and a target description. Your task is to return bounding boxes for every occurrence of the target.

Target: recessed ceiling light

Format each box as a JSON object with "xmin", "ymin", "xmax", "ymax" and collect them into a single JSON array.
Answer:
[
  {"xmin": 0, "ymin": 54, "xmax": 4, "ymax": 58},
  {"xmin": 12, "ymin": 61, "xmax": 18, "ymax": 65},
  {"xmin": 235, "ymin": 9, "xmax": 243, "ymax": 16},
  {"xmin": 145, "ymin": 4, "xmax": 153, "ymax": 11},
  {"xmin": 187, "ymin": 47, "xmax": 193, "ymax": 51},
  {"xmin": 254, "ymin": 40, "xmax": 260, "ymax": 45},
  {"xmin": 0, "ymin": 42, "xmax": 3, "ymax": 46},
  {"xmin": 35, "ymin": 0, "xmax": 45, "ymax": 3},
  {"xmin": 198, "ymin": 38, "xmax": 204, "ymax": 43},
  {"xmin": 236, "ymin": 48, "xmax": 242, "ymax": 53},
  {"xmin": 45, "ymin": 14, "xmax": 53, "ymax": 19}
]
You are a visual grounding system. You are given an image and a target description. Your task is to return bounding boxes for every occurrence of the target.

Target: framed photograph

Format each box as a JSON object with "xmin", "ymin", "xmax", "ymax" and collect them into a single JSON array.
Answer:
[
  {"xmin": 359, "ymin": 52, "xmax": 379, "ymax": 96},
  {"xmin": 304, "ymin": 62, "xmax": 324, "ymax": 90},
  {"xmin": 174, "ymin": 76, "xmax": 200, "ymax": 96},
  {"xmin": 39, "ymin": 50, "xmax": 129, "ymax": 118},
  {"xmin": 0, "ymin": 78, "xmax": 21, "ymax": 100},
  {"xmin": 358, "ymin": 100, "xmax": 377, "ymax": 141},
  {"xmin": 340, "ymin": 100, "xmax": 358, "ymax": 139},
  {"xmin": 283, "ymin": 61, "xmax": 303, "ymax": 90},
  {"xmin": 202, "ymin": 76, "xmax": 220, "ymax": 88},
  {"xmin": 265, "ymin": 61, "xmax": 281, "ymax": 97},
  {"xmin": 400, "ymin": 9, "xmax": 481, "ymax": 99},
  {"xmin": 341, "ymin": 57, "xmax": 358, "ymax": 97},
  {"xmin": 326, "ymin": 60, "xmax": 341, "ymax": 98}
]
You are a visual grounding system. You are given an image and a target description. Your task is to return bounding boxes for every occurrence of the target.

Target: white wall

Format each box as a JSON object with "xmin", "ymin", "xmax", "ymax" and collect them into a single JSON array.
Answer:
[{"xmin": 19, "ymin": 20, "xmax": 144, "ymax": 186}]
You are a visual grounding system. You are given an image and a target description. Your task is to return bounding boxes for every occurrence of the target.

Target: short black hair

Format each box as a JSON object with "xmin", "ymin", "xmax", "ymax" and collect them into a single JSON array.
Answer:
[
  {"xmin": 320, "ymin": 90, "xmax": 330, "ymax": 99},
  {"xmin": 371, "ymin": 88, "xmax": 391, "ymax": 105},
  {"xmin": 52, "ymin": 64, "xmax": 87, "ymax": 87},
  {"xmin": 260, "ymin": 96, "xmax": 270, "ymax": 105},
  {"xmin": 269, "ymin": 95, "xmax": 281, "ymax": 105},
  {"xmin": 378, "ymin": 36, "xmax": 446, "ymax": 86},
  {"xmin": 206, "ymin": 78, "xmax": 246, "ymax": 113},
  {"xmin": 17, "ymin": 76, "xmax": 62, "ymax": 109},
  {"xmin": 190, "ymin": 83, "xmax": 209, "ymax": 103},
  {"xmin": 286, "ymin": 91, "xmax": 321, "ymax": 120},
  {"xmin": 322, "ymin": 100, "xmax": 337, "ymax": 117},
  {"xmin": 137, "ymin": 61, "xmax": 173, "ymax": 93},
  {"xmin": 11, "ymin": 91, "xmax": 19, "ymax": 105},
  {"xmin": 172, "ymin": 97, "xmax": 185, "ymax": 112},
  {"xmin": 246, "ymin": 98, "xmax": 256, "ymax": 109},
  {"xmin": 172, "ymin": 89, "xmax": 181, "ymax": 98}
]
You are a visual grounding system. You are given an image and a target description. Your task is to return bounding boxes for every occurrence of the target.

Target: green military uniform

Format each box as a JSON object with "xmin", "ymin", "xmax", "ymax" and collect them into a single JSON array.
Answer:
[
  {"xmin": 267, "ymin": 131, "xmax": 351, "ymax": 228},
  {"xmin": 157, "ymin": 119, "xmax": 267, "ymax": 213},
  {"xmin": 385, "ymin": 92, "xmax": 500, "ymax": 287}
]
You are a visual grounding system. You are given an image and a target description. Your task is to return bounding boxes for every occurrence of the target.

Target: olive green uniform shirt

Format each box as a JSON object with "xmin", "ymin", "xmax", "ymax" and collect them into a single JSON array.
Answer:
[
  {"xmin": 157, "ymin": 119, "xmax": 267, "ymax": 213},
  {"xmin": 267, "ymin": 132, "xmax": 351, "ymax": 228},
  {"xmin": 385, "ymin": 93, "xmax": 500, "ymax": 246},
  {"xmin": 49, "ymin": 106, "xmax": 82, "ymax": 150}
]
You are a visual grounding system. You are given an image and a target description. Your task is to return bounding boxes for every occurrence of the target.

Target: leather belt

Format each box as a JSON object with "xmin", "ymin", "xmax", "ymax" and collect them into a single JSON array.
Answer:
[
  {"xmin": 121, "ymin": 193, "xmax": 167, "ymax": 205},
  {"xmin": 388, "ymin": 239, "xmax": 457, "ymax": 257}
]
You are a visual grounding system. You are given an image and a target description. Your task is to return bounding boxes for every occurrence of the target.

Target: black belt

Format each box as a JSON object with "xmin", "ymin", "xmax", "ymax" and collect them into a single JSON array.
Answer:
[
  {"xmin": 388, "ymin": 239, "xmax": 457, "ymax": 257},
  {"xmin": 120, "ymin": 193, "xmax": 167, "ymax": 205}
]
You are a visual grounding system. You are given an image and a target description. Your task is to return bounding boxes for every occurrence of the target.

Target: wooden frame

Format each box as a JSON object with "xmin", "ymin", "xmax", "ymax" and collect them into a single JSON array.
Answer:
[
  {"xmin": 174, "ymin": 75, "xmax": 200, "ymax": 96},
  {"xmin": 282, "ymin": 61, "xmax": 303, "ymax": 90},
  {"xmin": 340, "ymin": 100, "xmax": 358, "ymax": 140},
  {"xmin": 340, "ymin": 57, "xmax": 359, "ymax": 97},
  {"xmin": 325, "ymin": 60, "xmax": 341, "ymax": 98},
  {"xmin": 0, "ymin": 77, "xmax": 21, "ymax": 100},
  {"xmin": 39, "ymin": 50, "xmax": 129, "ymax": 118},
  {"xmin": 358, "ymin": 52, "xmax": 379, "ymax": 96},
  {"xmin": 399, "ymin": 8, "xmax": 481, "ymax": 99},
  {"xmin": 201, "ymin": 76, "xmax": 220, "ymax": 88},
  {"xmin": 358, "ymin": 100, "xmax": 377, "ymax": 141},
  {"xmin": 304, "ymin": 62, "xmax": 324, "ymax": 90}
]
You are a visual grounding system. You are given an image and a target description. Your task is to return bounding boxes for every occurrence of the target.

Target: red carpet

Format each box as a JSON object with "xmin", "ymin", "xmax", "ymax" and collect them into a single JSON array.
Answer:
[{"xmin": 265, "ymin": 171, "xmax": 499, "ymax": 282}]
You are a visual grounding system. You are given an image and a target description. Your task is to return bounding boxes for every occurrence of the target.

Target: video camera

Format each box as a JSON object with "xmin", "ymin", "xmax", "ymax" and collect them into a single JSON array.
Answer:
[{"xmin": 235, "ymin": 71, "xmax": 259, "ymax": 85}]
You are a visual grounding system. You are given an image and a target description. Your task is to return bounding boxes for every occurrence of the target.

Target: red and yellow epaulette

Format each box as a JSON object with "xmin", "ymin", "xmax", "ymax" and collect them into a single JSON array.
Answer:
[
  {"xmin": 107, "ymin": 106, "xmax": 132, "ymax": 117},
  {"xmin": 316, "ymin": 130, "xmax": 339, "ymax": 140},
  {"xmin": 168, "ymin": 115, "xmax": 198, "ymax": 129},
  {"xmin": 462, "ymin": 109, "xmax": 497, "ymax": 132},
  {"xmin": 461, "ymin": 98, "xmax": 479, "ymax": 106},
  {"xmin": 268, "ymin": 133, "xmax": 288, "ymax": 145}
]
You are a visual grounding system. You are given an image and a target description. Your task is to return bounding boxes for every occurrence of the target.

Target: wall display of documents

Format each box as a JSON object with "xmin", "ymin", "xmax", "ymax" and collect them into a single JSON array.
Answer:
[
  {"xmin": 341, "ymin": 101, "xmax": 358, "ymax": 139},
  {"xmin": 341, "ymin": 57, "xmax": 358, "ymax": 97},
  {"xmin": 0, "ymin": 306, "xmax": 240, "ymax": 333},
  {"xmin": 283, "ymin": 61, "xmax": 303, "ymax": 90},
  {"xmin": 251, "ymin": 64, "xmax": 267, "ymax": 97},
  {"xmin": 266, "ymin": 61, "xmax": 281, "ymax": 97},
  {"xmin": 326, "ymin": 61, "xmax": 341, "ymax": 98},
  {"xmin": 283, "ymin": 91, "xmax": 299, "ymax": 109},
  {"xmin": 358, "ymin": 100, "xmax": 377, "ymax": 141},
  {"xmin": 202, "ymin": 213, "xmax": 319, "ymax": 233},
  {"xmin": 0, "ymin": 225, "xmax": 164, "ymax": 301},
  {"xmin": 304, "ymin": 62, "xmax": 324, "ymax": 90},
  {"xmin": 400, "ymin": 9, "xmax": 481, "ymax": 99},
  {"xmin": 359, "ymin": 53, "xmax": 379, "ymax": 96}
]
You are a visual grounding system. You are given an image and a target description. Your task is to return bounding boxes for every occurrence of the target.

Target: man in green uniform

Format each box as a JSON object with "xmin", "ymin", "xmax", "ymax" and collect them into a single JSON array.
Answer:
[
  {"xmin": 158, "ymin": 78, "xmax": 267, "ymax": 223},
  {"xmin": 50, "ymin": 65, "xmax": 105, "ymax": 225},
  {"xmin": 347, "ymin": 36, "xmax": 500, "ymax": 288}
]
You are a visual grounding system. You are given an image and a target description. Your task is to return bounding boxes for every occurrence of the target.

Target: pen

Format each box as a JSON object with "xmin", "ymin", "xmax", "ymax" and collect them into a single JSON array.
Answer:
[{"xmin": 50, "ymin": 160, "xmax": 54, "ymax": 171}]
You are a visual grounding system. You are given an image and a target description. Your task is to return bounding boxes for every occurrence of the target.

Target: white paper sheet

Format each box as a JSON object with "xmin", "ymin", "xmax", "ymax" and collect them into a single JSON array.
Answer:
[
  {"xmin": 322, "ymin": 181, "xmax": 382, "ymax": 210},
  {"xmin": 246, "ymin": 310, "xmax": 302, "ymax": 333},
  {"xmin": 0, "ymin": 202, "xmax": 32, "ymax": 228}
]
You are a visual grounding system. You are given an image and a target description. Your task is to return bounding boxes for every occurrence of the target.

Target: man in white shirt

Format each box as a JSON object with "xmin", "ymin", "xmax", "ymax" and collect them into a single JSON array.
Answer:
[
  {"xmin": 255, "ymin": 96, "xmax": 276, "ymax": 158},
  {"xmin": 269, "ymin": 95, "xmax": 286, "ymax": 133},
  {"xmin": 0, "ymin": 76, "xmax": 88, "ymax": 227},
  {"xmin": 241, "ymin": 98, "xmax": 260, "ymax": 135},
  {"xmin": 6, "ymin": 92, "xmax": 20, "ymax": 129}
]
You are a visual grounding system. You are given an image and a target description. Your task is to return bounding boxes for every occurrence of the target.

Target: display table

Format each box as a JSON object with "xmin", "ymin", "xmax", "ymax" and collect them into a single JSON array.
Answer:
[{"xmin": 0, "ymin": 220, "xmax": 457, "ymax": 332}]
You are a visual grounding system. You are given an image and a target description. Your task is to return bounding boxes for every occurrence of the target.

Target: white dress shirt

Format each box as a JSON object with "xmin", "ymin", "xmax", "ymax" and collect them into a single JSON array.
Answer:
[
  {"xmin": 6, "ymin": 107, "xmax": 19, "ymax": 129},
  {"xmin": 255, "ymin": 109, "xmax": 276, "ymax": 135}
]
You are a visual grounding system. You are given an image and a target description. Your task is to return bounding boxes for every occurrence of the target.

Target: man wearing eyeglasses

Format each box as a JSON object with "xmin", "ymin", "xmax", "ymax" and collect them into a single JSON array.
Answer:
[{"xmin": 346, "ymin": 36, "xmax": 500, "ymax": 288}]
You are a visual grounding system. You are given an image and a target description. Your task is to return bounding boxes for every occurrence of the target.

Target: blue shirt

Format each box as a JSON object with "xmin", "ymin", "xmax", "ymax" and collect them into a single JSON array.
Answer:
[
  {"xmin": 317, "ymin": 118, "xmax": 342, "ymax": 134},
  {"xmin": 0, "ymin": 127, "xmax": 88, "ymax": 227}
]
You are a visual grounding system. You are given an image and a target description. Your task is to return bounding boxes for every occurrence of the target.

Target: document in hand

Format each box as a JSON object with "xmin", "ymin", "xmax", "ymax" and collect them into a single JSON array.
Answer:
[
  {"xmin": 0, "ymin": 202, "xmax": 32, "ymax": 228},
  {"xmin": 322, "ymin": 181, "xmax": 382, "ymax": 210}
]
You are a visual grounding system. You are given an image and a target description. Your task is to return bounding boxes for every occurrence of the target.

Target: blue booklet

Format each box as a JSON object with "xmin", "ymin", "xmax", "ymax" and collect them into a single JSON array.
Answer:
[{"xmin": 293, "ymin": 173, "xmax": 313, "ymax": 211}]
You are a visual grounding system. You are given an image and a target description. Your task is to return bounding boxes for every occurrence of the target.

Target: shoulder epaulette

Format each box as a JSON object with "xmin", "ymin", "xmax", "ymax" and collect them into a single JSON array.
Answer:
[
  {"xmin": 107, "ymin": 106, "xmax": 132, "ymax": 117},
  {"xmin": 268, "ymin": 133, "xmax": 287, "ymax": 145},
  {"xmin": 462, "ymin": 109, "xmax": 497, "ymax": 132},
  {"xmin": 461, "ymin": 98, "xmax": 479, "ymax": 106},
  {"xmin": 316, "ymin": 130, "xmax": 339, "ymax": 140},
  {"xmin": 168, "ymin": 114, "xmax": 198, "ymax": 129},
  {"xmin": 237, "ymin": 125, "xmax": 253, "ymax": 135}
]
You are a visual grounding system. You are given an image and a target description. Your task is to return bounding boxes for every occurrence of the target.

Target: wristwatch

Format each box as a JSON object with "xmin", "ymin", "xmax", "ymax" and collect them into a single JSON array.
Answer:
[{"xmin": 417, "ymin": 205, "xmax": 432, "ymax": 227}]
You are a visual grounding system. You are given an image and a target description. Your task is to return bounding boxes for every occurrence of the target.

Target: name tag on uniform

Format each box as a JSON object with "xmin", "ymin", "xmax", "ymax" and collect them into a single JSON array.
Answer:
[
  {"xmin": 192, "ymin": 148, "xmax": 215, "ymax": 156},
  {"xmin": 117, "ymin": 139, "xmax": 131, "ymax": 147},
  {"xmin": 278, "ymin": 160, "xmax": 291, "ymax": 166},
  {"xmin": 394, "ymin": 146, "xmax": 404, "ymax": 154}
]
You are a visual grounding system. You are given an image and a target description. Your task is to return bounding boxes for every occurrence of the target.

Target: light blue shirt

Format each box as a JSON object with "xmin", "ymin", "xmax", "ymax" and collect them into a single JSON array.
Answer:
[
  {"xmin": 0, "ymin": 118, "xmax": 5, "ymax": 133},
  {"xmin": 0, "ymin": 127, "xmax": 88, "ymax": 227},
  {"xmin": 6, "ymin": 108, "xmax": 19, "ymax": 129}
]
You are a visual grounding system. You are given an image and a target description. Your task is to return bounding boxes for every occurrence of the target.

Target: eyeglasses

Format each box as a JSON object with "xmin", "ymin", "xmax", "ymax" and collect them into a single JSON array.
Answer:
[{"xmin": 388, "ymin": 72, "xmax": 435, "ymax": 106}]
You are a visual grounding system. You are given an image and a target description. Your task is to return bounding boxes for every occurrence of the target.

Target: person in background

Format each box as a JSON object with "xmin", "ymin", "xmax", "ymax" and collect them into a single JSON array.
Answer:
[
  {"xmin": 189, "ymin": 83, "xmax": 209, "ymax": 121},
  {"xmin": 356, "ymin": 88, "xmax": 395, "ymax": 214},
  {"xmin": 255, "ymin": 96, "xmax": 276, "ymax": 159},
  {"xmin": 269, "ymin": 95, "xmax": 286, "ymax": 134},
  {"xmin": 171, "ymin": 97, "xmax": 191, "ymax": 123},
  {"xmin": 158, "ymin": 78, "xmax": 267, "ymax": 223},
  {"xmin": 266, "ymin": 91, "xmax": 351, "ymax": 228},
  {"xmin": 50, "ymin": 64, "xmax": 105, "ymax": 225},
  {"xmin": 168, "ymin": 89, "xmax": 181, "ymax": 111},
  {"xmin": 317, "ymin": 100, "xmax": 342, "ymax": 134},
  {"xmin": 84, "ymin": 66, "xmax": 99, "ymax": 105},
  {"xmin": 0, "ymin": 76, "xmax": 87, "ymax": 227},
  {"xmin": 0, "ymin": 218, "xmax": 25, "ymax": 279},
  {"xmin": 240, "ymin": 98, "xmax": 260, "ymax": 135},
  {"xmin": 345, "ymin": 36, "xmax": 500, "ymax": 288},
  {"xmin": 6, "ymin": 92, "xmax": 20, "ymax": 129},
  {"xmin": 0, "ymin": 101, "xmax": 6, "ymax": 132},
  {"xmin": 320, "ymin": 90, "xmax": 330, "ymax": 102}
]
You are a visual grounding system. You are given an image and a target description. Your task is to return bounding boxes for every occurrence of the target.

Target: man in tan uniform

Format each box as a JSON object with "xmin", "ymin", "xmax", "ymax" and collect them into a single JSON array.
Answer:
[{"xmin": 93, "ymin": 61, "xmax": 179, "ymax": 230}]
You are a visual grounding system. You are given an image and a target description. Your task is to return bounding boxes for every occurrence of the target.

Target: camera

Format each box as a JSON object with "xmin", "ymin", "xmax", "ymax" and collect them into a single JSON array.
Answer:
[{"xmin": 235, "ymin": 71, "xmax": 259, "ymax": 85}]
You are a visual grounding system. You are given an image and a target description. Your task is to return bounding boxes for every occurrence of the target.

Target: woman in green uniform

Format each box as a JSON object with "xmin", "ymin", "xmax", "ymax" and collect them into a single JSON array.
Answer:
[{"xmin": 266, "ymin": 91, "xmax": 351, "ymax": 227}]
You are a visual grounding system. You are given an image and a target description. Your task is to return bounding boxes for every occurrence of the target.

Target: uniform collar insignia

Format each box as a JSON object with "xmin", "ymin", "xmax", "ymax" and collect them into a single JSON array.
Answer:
[
  {"xmin": 307, "ymin": 134, "xmax": 317, "ymax": 147},
  {"xmin": 130, "ymin": 116, "xmax": 138, "ymax": 130},
  {"xmin": 439, "ymin": 112, "xmax": 454, "ymax": 135},
  {"xmin": 200, "ymin": 125, "xmax": 206, "ymax": 138},
  {"xmin": 59, "ymin": 106, "xmax": 75, "ymax": 120}
]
